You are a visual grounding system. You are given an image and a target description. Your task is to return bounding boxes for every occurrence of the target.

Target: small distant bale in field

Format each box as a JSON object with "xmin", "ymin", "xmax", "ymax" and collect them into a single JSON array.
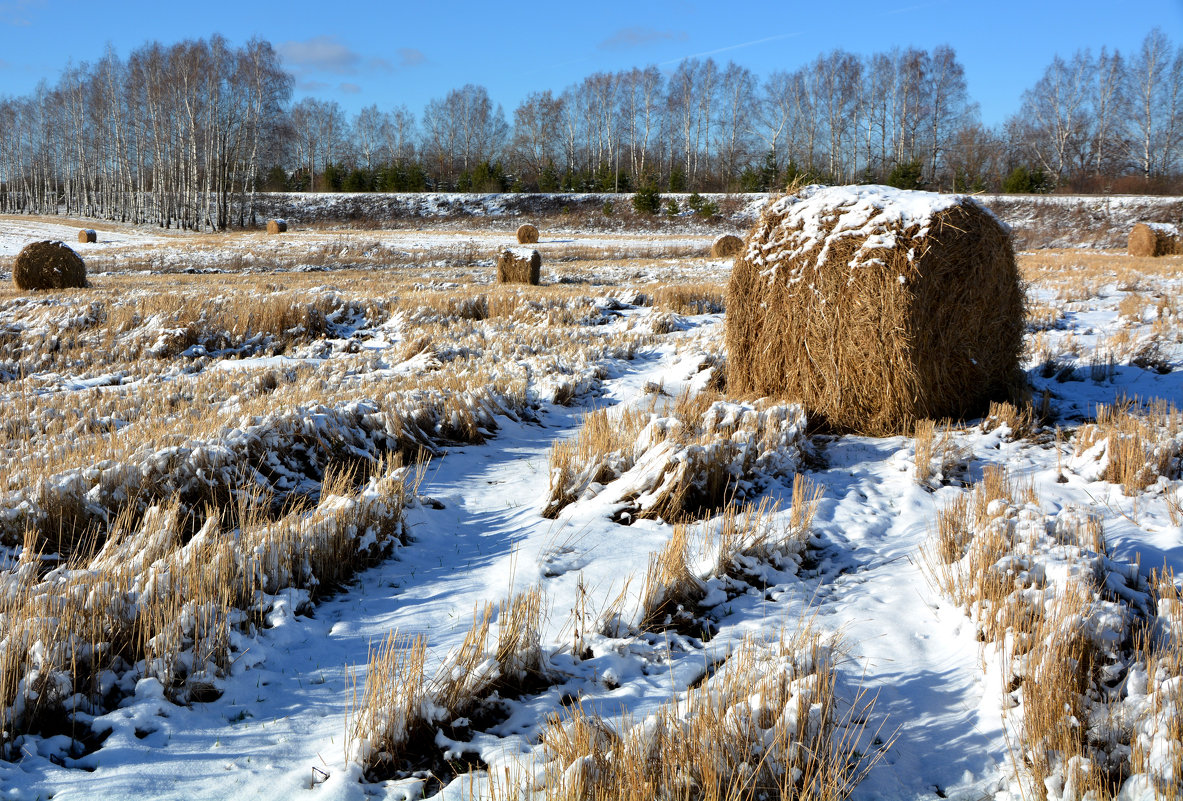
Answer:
[
  {"xmin": 1128, "ymin": 222, "xmax": 1180, "ymax": 257},
  {"xmin": 13, "ymin": 241, "xmax": 88, "ymax": 291},
  {"xmin": 77, "ymin": 229, "xmax": 97, "ymax": 244},
  {"xmin": 727, "ymin": 184, "xmax": 1023, "ymax": 436},
  {"xmin": 711, "ymin": 234, "xmax": 743, "ymax": 258},
  {"xmin": 516, "ymin": 223, "xmax": 539, "ymax": 244},
  {"xmin": 267, "ymin": 219, "xmax": 288, "ymax": 234},
  {"xmin": 497, "ymin": 247, "xmax": 542, "ymax": 285}
]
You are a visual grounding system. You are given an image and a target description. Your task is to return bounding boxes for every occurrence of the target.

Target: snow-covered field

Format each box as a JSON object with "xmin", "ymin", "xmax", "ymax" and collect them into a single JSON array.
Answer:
[{"xmin": 0, "ymin": 211, "xmax": 1181, "ymax": 800}]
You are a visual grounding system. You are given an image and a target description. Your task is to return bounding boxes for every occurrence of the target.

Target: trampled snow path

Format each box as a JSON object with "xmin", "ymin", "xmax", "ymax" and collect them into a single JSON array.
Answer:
[{"xmin": 804, "ymin": 437, "xmax": 1012, "ymax": 800}]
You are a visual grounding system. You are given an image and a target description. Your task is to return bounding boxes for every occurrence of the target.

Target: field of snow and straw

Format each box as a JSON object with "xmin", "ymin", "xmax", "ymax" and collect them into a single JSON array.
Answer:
[{"xmin": 0, "ymin": 193, "xmax": 1182, "ymax": 801}]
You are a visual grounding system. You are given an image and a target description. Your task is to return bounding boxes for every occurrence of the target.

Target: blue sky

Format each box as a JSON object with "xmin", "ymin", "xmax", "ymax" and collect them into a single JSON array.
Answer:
[{"xmin": 1, "ymin": 0, "xmax": 1181, "ymax": 127}]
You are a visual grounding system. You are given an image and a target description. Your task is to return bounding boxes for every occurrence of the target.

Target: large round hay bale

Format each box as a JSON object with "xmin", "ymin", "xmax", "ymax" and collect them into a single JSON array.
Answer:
[
  {"xmin": 77, "ymin": 229, "xmax": 97, "ymax": 244},
  {"xmin": 1128, "ymin": 222, "xmax": 1180, "ymax": 257},
  {"xmin": 727, "ymin": 185, "xmax": 1023, "ymax": 436},
  {"xmin": 267, "ymin": 219, "xmax": 288, "ymax": 234},
  {"xmin": 496, "ymin": 247, "xmax": 542, "ymax": 285},
  {"xmin": 711, "ymin": 234, "xmax": 743, "ymax": 258},
  {"xmin": 13, "ymin": 241, "xmax": 88, "ymax": 291},
  {"xmin": 516, "ymin": 223, "xmax": 539, "ymax": 244}
]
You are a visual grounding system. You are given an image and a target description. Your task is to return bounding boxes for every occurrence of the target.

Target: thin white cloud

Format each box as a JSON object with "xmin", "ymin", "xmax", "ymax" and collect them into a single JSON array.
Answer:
[
  {"xmin": 397, "ymin": 47, "xmax": 426, "ymax": 67},
  {"xmin": 279, "ymin": 37, "xmax": 425, "ymax": 79},
  {"xmin": 0, "ymin": 0, "xmax": 43, "ymax": 26},
  {"xmin": 339, "ymin": 82, "xmax": 361, "ymax": 94},
  {"xmin": 278, "ymin": 36, "xmax": 361, "ymax": 75},
  {"xmin": 599, "ymin": 27, "xmax": 687, "ymax": 51}
]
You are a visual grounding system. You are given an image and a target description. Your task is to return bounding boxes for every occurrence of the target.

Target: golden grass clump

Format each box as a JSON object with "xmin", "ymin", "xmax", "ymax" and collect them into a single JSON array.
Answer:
[
  {"xmin": 544, "ymin": 392, "xmax": 807, "ymax": 522},
  {"xmin": 920, "ymin": 472, "xmax": 1183, "ymax": 799},
  {"xmin": 1073, "ymin": 398, "xmax": 1181, "ymax": 495},
  {"xmin": 536, "ymin": 625, "xmax": 888, "ymax": 801},
  {"xmin": 516, "ymin": 223, "xmax": 540, "ymax": 244},
  {"xmin": 710, "ymin": 233, "xmax": 743, "ymax": 258},
  {"xmin": 267, "ymin": 218, "xmax": 288, "ymax": 234},
  {"xmin": 77, "ymin": 228, "xmax": 97, "ymax": 244},
  {"xmin": 727, "ymin": 185, "xmax": 1024, "ymax": 436},
  {"xmin": 12, "ymin": 240, "xmax": 88, "ymax": 290},
  {"xmin": 497, "ymin": 247, "xmax": 542, "ymax": 285},
  {"xmin": 1128, "ymin": 222, "xmax": 1180, "ymax": 257}
]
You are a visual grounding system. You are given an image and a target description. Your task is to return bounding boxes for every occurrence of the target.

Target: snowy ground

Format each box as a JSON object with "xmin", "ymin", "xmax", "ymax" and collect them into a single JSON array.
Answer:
[{"xmin": 0, "ymin": 212, "xmax": 1181, "ymax": 800}]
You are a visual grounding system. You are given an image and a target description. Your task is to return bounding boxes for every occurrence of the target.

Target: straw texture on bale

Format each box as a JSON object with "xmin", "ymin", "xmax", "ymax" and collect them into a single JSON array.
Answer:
[
  {"xmin": 13, "ymin": 240, "xmax": 88, "ymax": 291},
  {"xmin": 77, "ymin": 229, "xmax": 97, "ymax": 244},
  {"xmin": 267, "ymin": 219, "xmax": 288, "ymax": 234},
  {"xmin": 1128, "ymin": 222, "xmax": 1180, "ymax": 257},
  {"xmin": 727, "ymin": 185, "xmax": 1023, "ymax": 436},
  {"xmin": 496, "ymin": 248, "xmax": 542, "ymax": 285},
  {"xmin": 516, "ymin": 223, "xmax": 539, "ymax": 244},
  {"xmin": 711, "ymin": 234, "xmax": 743, "ymax": 257}
]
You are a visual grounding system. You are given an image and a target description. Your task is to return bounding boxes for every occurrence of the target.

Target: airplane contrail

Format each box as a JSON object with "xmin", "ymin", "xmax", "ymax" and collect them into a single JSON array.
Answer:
[{"xmin": 658, "ymin": 32, "xmax": 804, "ymax": 66}]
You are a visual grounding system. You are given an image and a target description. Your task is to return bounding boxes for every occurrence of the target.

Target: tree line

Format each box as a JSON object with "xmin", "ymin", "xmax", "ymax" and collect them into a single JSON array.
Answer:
[
  {"xmin": 0, "ymin": 29, "xmax": 1180, "ymax": 229},
  {"xmin": 0, "ymin": 37, "xmax": 290, "ymax": 229}
]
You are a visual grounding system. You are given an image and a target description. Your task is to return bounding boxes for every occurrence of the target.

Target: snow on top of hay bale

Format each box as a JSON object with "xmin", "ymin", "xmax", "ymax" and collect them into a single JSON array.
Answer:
[
  {"xmin": 747, "ymin": 184, "xmax": 991, "ymax": 279},
  {"xmin": 1141, "ymin": 222, "xmax": 1180, "ymax": 234}
]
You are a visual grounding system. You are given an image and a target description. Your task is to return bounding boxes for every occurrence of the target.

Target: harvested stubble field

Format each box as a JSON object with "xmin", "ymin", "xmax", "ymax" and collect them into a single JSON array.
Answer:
[{"xmin": 0, "ymin": 203, "xmax": 1182, "ymax": 801}]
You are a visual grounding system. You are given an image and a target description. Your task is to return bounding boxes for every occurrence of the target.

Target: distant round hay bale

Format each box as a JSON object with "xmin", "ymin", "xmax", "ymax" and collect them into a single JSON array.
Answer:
[
  {"xmin": 13, "ymin": 240, "xmax": 88, "ymax": 291},
  {"xmin": 516, "ymin": 223, "xmax": 539, "ymax": 244},
  {"xmin": 267, "ymin": 219, "xmax": 288, "ymax": 234},
  {"xmin": 727, "ymin": 185, "xmax": 1023, "ymax": 436},
  {"xmin": 711, "ymin": 234, "xmax": 743, "ymax": 258},
  {"xmin": 77, "ymin": 229, "xmax": 97, "ymax": 244},
  {"xmin": 497, "ymin": 247, "xmax": 541, "ymax": 285},
  {"xmin": 1128, "ymin": 222, "xmax": 1180, "ymax": 257}
]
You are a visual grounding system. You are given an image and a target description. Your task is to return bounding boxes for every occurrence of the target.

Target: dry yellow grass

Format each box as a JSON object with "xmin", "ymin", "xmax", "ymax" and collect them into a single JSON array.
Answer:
[
  {"xmin": 922, "ymin": 469, "xmax": 1183, "ymax": 799},
  {"xmin": 532, "ymin": 623, "xmax": 888, "ymax": 801},
  {"xmin": 544, "ymin": 390, "xmax": 807, "ymax": 522},
  {"xmin": 349, "ymin": 586, "xmax": 547, "ymax": 780},
  {"xmin": 2, "ymin": 456, "xmax": 411, "ymax": 743},
  {"xmin": 1074, "ymin": 398, "xmax": 1181, "ymax": 494},
  {"xmin": 1019, "ymin": 248, "xmax": 1183, "ymax": 295}
]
